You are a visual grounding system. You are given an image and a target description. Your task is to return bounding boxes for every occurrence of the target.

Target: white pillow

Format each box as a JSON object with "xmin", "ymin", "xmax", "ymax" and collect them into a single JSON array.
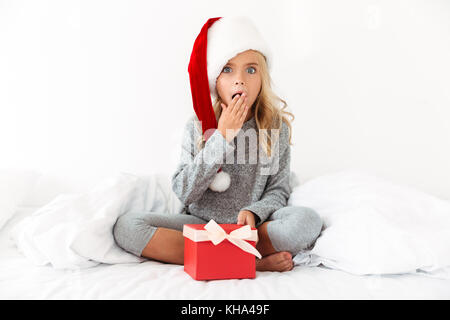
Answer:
[
  {"xmin": 0, "ymin": 169, "xmax": 38, "ymax": 230},
  {"xmin": 289, "ymin": 169, "xmax": 450, "ymax": 276}
]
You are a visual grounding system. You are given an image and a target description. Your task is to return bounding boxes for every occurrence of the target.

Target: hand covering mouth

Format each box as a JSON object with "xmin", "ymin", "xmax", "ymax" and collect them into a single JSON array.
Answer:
[{"xmin": 231, "ymin": 91, "xmax": 245, "ymax": 99}]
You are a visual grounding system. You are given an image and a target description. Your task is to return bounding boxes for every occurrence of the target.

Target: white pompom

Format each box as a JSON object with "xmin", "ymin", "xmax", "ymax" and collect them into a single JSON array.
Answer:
[{"xmin": 209, "ymin": 171, "xmax": 231, "ymax": 192}]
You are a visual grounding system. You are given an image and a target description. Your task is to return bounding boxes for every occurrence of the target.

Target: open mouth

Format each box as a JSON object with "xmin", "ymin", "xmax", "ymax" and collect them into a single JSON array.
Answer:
[{"xmin": 232, "ymin": 92, "xmax": 243, "ymax": 100}]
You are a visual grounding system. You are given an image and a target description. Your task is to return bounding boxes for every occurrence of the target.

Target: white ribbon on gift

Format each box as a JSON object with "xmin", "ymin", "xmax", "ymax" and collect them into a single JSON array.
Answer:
[{"xmin": 183, "ymin": 219, "xmax": 262, "ymax": 259}]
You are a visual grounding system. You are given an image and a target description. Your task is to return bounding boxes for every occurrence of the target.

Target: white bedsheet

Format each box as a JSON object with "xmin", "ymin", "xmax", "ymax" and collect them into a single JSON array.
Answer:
[
  {"xmin": 11, "ymin": 173, "xmax": 183, "ymax": 269},
  {"xmin": 1, "ymin": 207, "xmax": 450, "ymax": 300},
  {"xmin": 288, "ymin": 170, "xmax": 450, "ymax": 277}
]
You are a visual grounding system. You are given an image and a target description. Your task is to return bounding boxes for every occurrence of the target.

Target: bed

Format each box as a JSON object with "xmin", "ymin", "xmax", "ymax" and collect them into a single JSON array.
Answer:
[{"xmin": 1, "ymin": 170, "xmax": 450, "ymax": 300}]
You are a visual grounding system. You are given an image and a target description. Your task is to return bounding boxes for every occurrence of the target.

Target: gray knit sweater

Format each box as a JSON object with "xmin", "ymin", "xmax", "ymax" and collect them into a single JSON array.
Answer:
[{"xmin": 171, "ymin": 114, "xmax": 292, "ymax": 226}]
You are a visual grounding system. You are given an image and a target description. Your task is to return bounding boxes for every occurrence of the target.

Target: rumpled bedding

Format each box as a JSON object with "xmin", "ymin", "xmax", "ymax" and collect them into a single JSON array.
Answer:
[
  {"xmin": 12, "ymin": 172, "xmax": 184, "ymax": 269},
  {"xmin": 289, "ymin": 170, "xmax": 450, "ymax": 278},
  {"xmin": 11, "ymin": 169, "xmax": 450, "ymax": 280}
]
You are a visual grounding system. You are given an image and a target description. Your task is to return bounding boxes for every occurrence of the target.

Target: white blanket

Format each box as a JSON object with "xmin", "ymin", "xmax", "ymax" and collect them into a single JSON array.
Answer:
[
  {"xmin": 12, "ymin": 172, "xmax": 183, "ymax": 269},
  {"xmin": 289, "ymin": 170, "xmax": 450, "ymax": 278},
  {"xmin": 13, "ymin": 169, "xmax": 450, "ymax": 279}
]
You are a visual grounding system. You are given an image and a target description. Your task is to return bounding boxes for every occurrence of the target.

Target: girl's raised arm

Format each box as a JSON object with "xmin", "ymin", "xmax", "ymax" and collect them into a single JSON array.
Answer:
[{"xmin": 171, "ymin": 116, "xmax": 235, "ymax": 206}]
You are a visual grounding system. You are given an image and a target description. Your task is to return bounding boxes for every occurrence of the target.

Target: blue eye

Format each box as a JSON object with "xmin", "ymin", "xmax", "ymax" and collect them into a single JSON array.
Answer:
[
  {"xmin": 247, "ymin": 67, "xmax": 256, "ymax": 74},
  {"xmin": 222, "ymin": 66, "xmax": 256, "ymax": 74}
]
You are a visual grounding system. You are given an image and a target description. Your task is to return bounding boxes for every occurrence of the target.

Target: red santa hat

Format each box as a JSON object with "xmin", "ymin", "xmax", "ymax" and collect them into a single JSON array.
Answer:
[{"xmin": 188, "ymin": 16, "xmax": 272, "ymax": 192}]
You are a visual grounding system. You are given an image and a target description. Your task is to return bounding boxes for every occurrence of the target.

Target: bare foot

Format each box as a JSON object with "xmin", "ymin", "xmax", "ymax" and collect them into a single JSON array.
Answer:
[{"xmin": 256, "ymin": 251, "xmax": 294, "ymax": 272}]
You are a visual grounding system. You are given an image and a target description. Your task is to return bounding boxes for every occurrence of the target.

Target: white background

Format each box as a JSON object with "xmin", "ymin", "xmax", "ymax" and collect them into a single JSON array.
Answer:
[{"xmin": 1, "ymin": 0, "xmax": 449, "ymax": 199}]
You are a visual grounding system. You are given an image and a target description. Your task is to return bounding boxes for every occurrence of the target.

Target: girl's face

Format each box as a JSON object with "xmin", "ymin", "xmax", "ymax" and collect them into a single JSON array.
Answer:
[{"xmin": 216, "ymin": 50, "xmax": 262, "ymax": 111}]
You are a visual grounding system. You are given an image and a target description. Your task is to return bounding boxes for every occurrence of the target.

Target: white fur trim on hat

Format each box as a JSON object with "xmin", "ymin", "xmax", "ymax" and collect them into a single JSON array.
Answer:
[
  {"xmin": 207, "ymin": 16, "xmax": 272, "ymax": 100},
  {"xmin": 209, "ymin": 170, "xmax": 231, "ymax": 192}
]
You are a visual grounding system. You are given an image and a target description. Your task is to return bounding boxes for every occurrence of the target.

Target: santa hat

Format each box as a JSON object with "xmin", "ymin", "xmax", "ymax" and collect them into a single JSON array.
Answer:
[{"xmin": 188, "ymin": 16, "xmax": 272, "ymax": 192}]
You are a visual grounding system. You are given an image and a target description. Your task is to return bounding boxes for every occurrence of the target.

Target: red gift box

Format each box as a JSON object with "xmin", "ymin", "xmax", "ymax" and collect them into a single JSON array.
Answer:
[{"xmin": 183, "ymin": 220, "xmax": 262, "ymax": 280}]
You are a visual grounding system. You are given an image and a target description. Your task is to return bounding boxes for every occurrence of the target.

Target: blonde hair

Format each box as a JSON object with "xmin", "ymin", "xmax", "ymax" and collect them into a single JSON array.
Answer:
[{"xmin": 195, "ymin": 50, "xmax": 294, "ymax": 157}]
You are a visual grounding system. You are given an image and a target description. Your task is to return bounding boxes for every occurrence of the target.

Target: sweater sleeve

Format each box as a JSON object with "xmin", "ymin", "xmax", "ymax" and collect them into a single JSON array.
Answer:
[
  {"xmin": 171, "ymin": 116, "xmax": 236, "ymax": 206},
  {"xmin": 240, "ymin": 123, "xmax": 292, "ymax": 224}
]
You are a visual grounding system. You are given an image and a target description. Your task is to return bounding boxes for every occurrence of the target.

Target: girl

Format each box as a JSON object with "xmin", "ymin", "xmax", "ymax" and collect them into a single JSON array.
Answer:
[{"xmin": 113, "ymin": 16, "xmax": 323, "ymax": 272}]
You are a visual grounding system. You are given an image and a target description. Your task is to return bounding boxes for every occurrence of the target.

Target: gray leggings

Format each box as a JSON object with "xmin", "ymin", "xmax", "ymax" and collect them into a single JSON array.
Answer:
[{"xmin": 113, "ymin": 206, "xmax": 323, "ymax": 258}]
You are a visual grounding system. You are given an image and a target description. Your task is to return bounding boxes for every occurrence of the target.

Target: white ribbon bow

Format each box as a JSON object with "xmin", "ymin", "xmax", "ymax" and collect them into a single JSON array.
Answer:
[{"xmin": 203, "ymin": 220, "xmax": 262, "ymax": 259}]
